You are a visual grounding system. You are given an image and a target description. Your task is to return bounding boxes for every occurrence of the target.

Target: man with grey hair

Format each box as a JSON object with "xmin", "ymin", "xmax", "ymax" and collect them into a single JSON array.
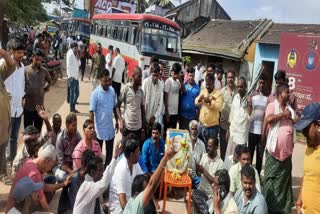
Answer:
[
  {"xmin": 6, "ymin": 144, "xmax": 71, "ymax": 212},
  {"xmin": 187, "ymin": 120, "xmax": 206, "ymax": 188}
]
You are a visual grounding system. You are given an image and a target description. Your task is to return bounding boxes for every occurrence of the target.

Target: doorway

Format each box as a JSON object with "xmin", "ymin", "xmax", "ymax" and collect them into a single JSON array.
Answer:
[{"xmin": 261, "ymin": 61, "xmax": 275, "ymax": 96}]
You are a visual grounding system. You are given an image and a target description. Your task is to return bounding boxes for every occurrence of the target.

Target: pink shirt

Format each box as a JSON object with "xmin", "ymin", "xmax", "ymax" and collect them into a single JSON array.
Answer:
[
  {"xmin": 72, "ymin": 139, "xmax": 102, "ymax": 169},
  {"xmin": 265, "ymin": 102, "xmax": 294, "ymax": 161},
  {"xmin": 6, "ymin": 159, "xmax": 45, "ymax": 212}
]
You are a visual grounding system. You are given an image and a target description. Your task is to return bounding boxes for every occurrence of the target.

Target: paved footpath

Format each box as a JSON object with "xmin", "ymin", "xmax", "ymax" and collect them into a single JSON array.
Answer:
[{"xmin": 0, "ymin": 61, "xmax": 304, "ymax": 213}]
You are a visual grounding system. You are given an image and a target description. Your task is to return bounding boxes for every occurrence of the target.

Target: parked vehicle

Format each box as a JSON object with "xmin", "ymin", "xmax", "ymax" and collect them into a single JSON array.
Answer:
[{"xmin": 89, "ymin": 13, "xmax": 182, "ymax": 82}]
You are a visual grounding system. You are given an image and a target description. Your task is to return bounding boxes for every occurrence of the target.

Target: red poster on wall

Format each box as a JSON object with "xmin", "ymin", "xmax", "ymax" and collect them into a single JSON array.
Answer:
[{"xmin": 278, "ymin": 32, "xmax": 320, "ymax": 107}]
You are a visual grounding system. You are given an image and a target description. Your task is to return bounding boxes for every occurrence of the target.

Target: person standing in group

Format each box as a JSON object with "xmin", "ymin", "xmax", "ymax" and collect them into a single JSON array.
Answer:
[
  {"xmin": 105, "ymin": 45, "xmax": 113, "ymax": 76},
  {"xmin": 118, "ymin": 66, "xmax": 146, "ymax": 143},
  {"xmin": 214, "ymin": 65, "xmax": 224, "ymax": 90},
  {"xmin": 164, "ymin": 63, "xmax": 182, "ymax": 134},
  {"xmin": 263, "ymin": 83, "xmax": 296, "ymax": 214},
  {"xmin": 1, "ymin": 20, "xmax": 9, "ymax": 50},
  {"xmin": 89, "ymin": 43, "xmax": 105, "ymax": 89},
  {"xmin": 79, "ymin": 42, "xmax": 89, "ymax": 81},
  {"xmin": 219, "ymin": 70, "xmax": 237, "ymax": 161},
  {"xmin": 295, "ymin": 103, "xmax": 320, "ymax": 214},
  {"xmin": 226, "ymin": 77, "xmax": 252, "ymax": 156},
  {"xmin": 24, "ymin": 49, "xmax": 52, "ymax": 131},
  {"xmin": 179, "ymin": 67, "xmax": 200, "ymax": 130},
  {"xmin": 142, "ymin": 63, "xmax": 164, "ymax": 136},
  {"xmin": 0, "ymin": 45, "xmax": 19, "ymax": 181},
  {"xmin": 112, "ymin": 48, "xmax": 126, "ymax": 98},
  {"xmin": 90, "ymin": 69, "xmax": 122, "ymax": 167},
  {"xmin": 66, "ymin": 43, "xmax": 80, "ymax": 113},
  {"xmin": 3, "ymin": 38, "xmax": 26, "ymax": 166},
  {"xmin": 195, "ymin": 73, "xmax": 223, "ymax": 145},
  {"xmin": 248, "ymin": 74, "xmax": 268, "ymax": 176},
  {"xmin": 142, "ymin": 56, "xmax": 159, "ymax": 81}
]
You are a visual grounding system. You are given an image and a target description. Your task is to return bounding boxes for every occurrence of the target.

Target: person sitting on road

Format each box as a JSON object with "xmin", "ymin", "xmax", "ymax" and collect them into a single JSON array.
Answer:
[
  {"xmin": 141, "ymin": 122, "xmax": 165, "ymax": 175},
  {"xmin": 7, "ymin": 176, "xmax": 44, "ymax": 214},
  {"xmin": 223, "ymin": 144, "xmax": 243, "ymax": 171},
  {"xmin": 208, "ymin": 169, "xmax": 238, "ymax": 214},
  {"xmin": 6, "ymin": 144, "xmax": 70, "ymax": 212},
  {"xmin": 12, "ymin": 105, "xmax": 54, "ymax": 177},
  {"xmin": 229, "ymin": 146, "xmax": 261, "ymax": 195},
  {"xmin": 234, "ymin": 165, "xmax": 268, "ymax": 214},
  {"xmin": 109, "ymin": 139, "xmax": 143, "ymax": 213},
  {"xmin": 123, "ymin": 144, "xmax": 177, "ymax": 214},
  {"xmin": 72, "ymin": 119, "xmax": 102, "ymax": 170},
  {"xmin": 192, "ymin": 137, "xmax": 224, "ymax": 214},
  {"xmin": 73, "ymin": 142, "xmax": 121, "ymax": 213},
  {"xmin": 55, "ymin": 113, "xmax": 82, "ymax": 182}
]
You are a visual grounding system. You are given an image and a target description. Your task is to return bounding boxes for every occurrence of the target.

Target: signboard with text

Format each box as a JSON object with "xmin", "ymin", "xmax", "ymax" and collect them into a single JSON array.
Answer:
[
  {"xmin": 91, "ymin": 0, "xmax": 136, "ymax": 18},
  {"xmin": 278, "ymin": 32, "xmax": 320, "ymax": 107}
]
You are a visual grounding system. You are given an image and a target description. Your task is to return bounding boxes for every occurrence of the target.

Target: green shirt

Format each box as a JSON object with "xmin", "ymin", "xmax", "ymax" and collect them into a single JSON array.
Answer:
[
  {"xmin": 123, "ymin": 192, "xmax": 144, "ymax": 214},
  {"xmin": 92, "ymin": 53, "xmax": 101, "ymax": 79}
]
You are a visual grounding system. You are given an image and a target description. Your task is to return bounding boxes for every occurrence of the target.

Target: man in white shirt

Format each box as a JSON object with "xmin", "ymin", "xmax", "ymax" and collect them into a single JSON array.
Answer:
[
  {"xmin": 3, "ymin": 38, "xmax": 26, "ymax": 164},
  {"xmin": 109, "ymin": 139, "xmax": 143, "ymax": 214},
  {"xmin": 249, "ymin": 74, "xmax": 268, "ymax": 176},
  {"xmin": 66, "ymin": 43, "xmax": 81, "ymax": 113},
  {"xmin": 164, "ymin": 63, "xmax": 182, "ymax": 135},
  {"xmin": 226, "ymin": 77, "xmax": 252, "ymax": 156},
  {"xmin": 229, "ymin": 146, "xmax": 261, "ymax": 195},
  {"xmin": 142, "ymin": 63, "xmax": 164, "ymax": 135},
  {"xmin": 192, "ymin": 137, "xmax": 224, "ymax": 213},
  {"xmin": 112, "ymin": 48, "xmax": 125, "ymax": 98},
  {"xmin": 73, "ymin": 143, "xmax": 121, "ymax": 214},
  {"xmin": 105, "ymin": 45, "xmax": 113, "ymax": 75},
  {"xmin": 187, "ymin": 120, "xmax": 206, "ymax": 189}
]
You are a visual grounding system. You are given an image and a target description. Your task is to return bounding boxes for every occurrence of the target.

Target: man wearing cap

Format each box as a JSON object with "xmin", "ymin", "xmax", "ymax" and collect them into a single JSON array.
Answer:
[
  {"xmin": 7, "ymin": 176, "xmax": 44, "ymax": 214},
  {"xmin": 295, "ymin": 103, "xmax": 320, "ymax": 214},
  {"xmin": 6, "ymin": 144, "xmax": 70, "ymax": 212}
]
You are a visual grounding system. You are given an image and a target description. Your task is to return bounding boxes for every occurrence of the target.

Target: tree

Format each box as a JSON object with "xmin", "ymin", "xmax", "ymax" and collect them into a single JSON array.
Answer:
[
  {"xmin": 7, "ymin": 0, "xmax": 48, "ymax": 25},
  {"xmin": 52, "ymin": 8, "xmax": 61, "ymax": 17},
  {"xmin": 148, "ymin": 0, "xmax": 171, "ymax": 7}
]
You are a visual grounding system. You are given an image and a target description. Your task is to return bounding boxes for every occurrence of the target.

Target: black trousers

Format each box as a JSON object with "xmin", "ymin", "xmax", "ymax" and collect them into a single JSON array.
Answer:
[
  {"xmin": 248, "ymin": 133, "xmax": 265, "ymax": 175},
  {"xmin": 179, "ymin": 116, "xmax": 191, "ymax": 130},
  {"xmin": 163, "ymin": 114, "xmax": 178, "ymax": 139},
  {"xmin": 97, "ymin": 138, "xmax": 114, "ymax": 168},
  {"xmin": 112, "ymin": 81, "xmax": 121, "ymax": 98},
  {"xmin": 24, "ymin": 108, "xmax": 43, "ymax": 132}
]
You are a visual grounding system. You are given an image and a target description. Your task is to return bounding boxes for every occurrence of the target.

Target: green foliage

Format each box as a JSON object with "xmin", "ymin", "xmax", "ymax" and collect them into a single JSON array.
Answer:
[
  {"xmin": 182, "ymin": 56, "xmax": 192, "ymax": 65},
  {"xmin": 52, "ymin": 8, "xmax": 61, "ymax": 17},
  {"xmin": 148, "ymin": 0, "xmax": 171, "ymax": 7},
  {"xmin": 8, "ymin": 0, "xmax": 48, "ymax": 25}
]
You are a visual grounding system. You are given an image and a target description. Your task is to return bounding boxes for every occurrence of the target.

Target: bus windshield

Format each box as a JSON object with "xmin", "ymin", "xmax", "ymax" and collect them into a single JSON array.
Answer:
[
  {"xmin": 81, "ymin": 23, "xmax": 90, "ymax": 35},
  {"xmin": 141, "ymin": 27, "xmax": 181, "ymax": 58}
]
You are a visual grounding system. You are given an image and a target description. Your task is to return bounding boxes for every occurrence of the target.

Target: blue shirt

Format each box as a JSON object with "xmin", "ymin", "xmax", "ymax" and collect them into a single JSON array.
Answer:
[
  {"xmin": 141, "ymin": 138, "xmax": 165, "ymax": 173},
  {"xmin": 180, "ymin": 82, "xmax": 200, "ymax": 120},
  {"xmin": 89, "ymin": 85, "xmax": 117, "ymax": 140},
  {"xmin": 235, "ymin": 189, "xmax": 268, "ymax": 214}
]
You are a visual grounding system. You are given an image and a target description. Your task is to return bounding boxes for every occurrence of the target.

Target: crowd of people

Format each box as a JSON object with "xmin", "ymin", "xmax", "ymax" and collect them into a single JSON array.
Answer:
[{"xmin": 0, "ymin": 33, "xmax": 320, "ymax": 214}]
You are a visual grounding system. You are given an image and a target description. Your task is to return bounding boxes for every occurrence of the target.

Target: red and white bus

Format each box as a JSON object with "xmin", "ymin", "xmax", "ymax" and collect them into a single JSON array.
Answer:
[{"xmin": 89, "ymin": 13, "xmax": 182, "ymax": 80}]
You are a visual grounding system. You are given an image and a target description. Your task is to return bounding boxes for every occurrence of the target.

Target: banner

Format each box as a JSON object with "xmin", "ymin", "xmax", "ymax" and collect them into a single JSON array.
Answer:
[
  {"xmin": 278, "ymin": 33, "xmax": 320, "ymax": 107},
  {"xmin": 91, "ymin": 0, "xmax": 136, "ymax": 18}
]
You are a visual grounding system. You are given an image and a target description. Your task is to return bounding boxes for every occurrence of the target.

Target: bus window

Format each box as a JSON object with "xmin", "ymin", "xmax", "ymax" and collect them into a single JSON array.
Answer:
[
  {"xmin": 130, "ymin": 27, "xmax": 137, "ymax": 44},
  {"xmin": 113, "ymin": 26, "xmax": 118, "ymax": 39},
  {"xmin": 95, "ymin": 24, "xmax": 99, "ymax": 35},
  {"xmin": 107, "ymin": 26, "xmax": 112, "ymax": 38},
  {"xmin": 117, "ymin": 27, "xmax": 123, "ymax": 41},
  {"xmin": 122, "ymin": 28, "xmax": 129, "ymax": 42},
  {"xmin": 98, "ymin": 25, "xmax": 104, "ymax": 36}
]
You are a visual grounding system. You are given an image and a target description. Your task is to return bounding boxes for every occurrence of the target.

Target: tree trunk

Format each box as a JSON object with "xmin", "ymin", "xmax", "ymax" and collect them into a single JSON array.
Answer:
[{"xmin": 0, "ymin": 0, "xmax": 7, "ymax": 44}]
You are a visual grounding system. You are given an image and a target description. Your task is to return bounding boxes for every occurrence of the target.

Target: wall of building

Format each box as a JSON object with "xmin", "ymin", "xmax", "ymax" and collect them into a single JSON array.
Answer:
[{"xmin": 253, "ymin": 43, "xmax": 280, "ymax": 77}]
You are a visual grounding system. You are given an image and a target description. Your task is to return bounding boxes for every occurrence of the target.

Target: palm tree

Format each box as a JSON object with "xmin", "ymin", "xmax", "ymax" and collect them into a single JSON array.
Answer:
[{"xmin": 148, "ymin": 0, "xmax": 171, "ymax": 7}]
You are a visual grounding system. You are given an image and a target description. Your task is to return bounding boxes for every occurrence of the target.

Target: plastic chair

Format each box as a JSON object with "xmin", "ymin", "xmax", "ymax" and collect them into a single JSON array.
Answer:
[{"xmin": 159, "ymin": 169, "xmax": 192, "ymax": 214}]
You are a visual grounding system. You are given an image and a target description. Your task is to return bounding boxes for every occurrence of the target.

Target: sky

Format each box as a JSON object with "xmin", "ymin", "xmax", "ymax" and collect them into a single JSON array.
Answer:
[{"xmin": 218, "ymin": 0, "xmax": 320, "ymax": 24}]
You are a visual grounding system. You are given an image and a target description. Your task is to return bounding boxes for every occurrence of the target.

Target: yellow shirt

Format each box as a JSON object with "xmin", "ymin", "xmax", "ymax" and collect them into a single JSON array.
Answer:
[
  {"xmin": 195, "ymin": 88, "xmax": 223, "ymax": 127},
  {"xmin": 302, "ymin": 146, "xmax": 320, "ymax": 214}
]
